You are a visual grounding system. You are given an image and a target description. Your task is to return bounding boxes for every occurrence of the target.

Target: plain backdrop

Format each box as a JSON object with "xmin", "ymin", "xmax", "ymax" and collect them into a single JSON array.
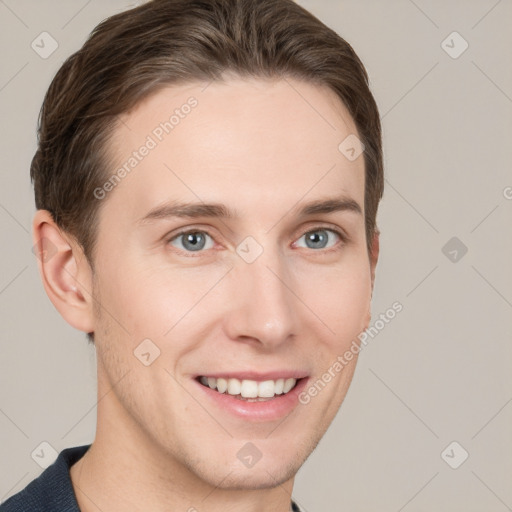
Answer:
[{"xmin": 1, "ymin": 1, "xmax": 511, "ymax": 510}]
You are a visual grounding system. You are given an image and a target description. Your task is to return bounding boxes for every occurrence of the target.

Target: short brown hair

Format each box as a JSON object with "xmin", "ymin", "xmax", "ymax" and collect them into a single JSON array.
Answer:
[{"xmin": 31, "ymin": 0, "xmax": 383, "ymax": 263}]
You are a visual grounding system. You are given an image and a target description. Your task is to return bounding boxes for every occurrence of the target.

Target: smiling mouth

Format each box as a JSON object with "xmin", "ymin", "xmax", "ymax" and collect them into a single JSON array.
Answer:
[{"xmin": 196, "ymin": 376, "xmax": 303, "ymax": 401}]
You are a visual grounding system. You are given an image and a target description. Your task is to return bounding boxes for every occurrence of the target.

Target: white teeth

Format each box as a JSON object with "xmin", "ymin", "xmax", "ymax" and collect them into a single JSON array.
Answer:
[
  {"xmin": 258, "ymin": 380, "xmax": 276, "ymax": 398},
  {"xmin": 283, "ymin": 378, "xmax": 296, "ymax": 393},
  {"xmin": 240, "ymin": 380, "xmax": 258, "ymax": 398},
  {"xmin": 199, "ymin": 376, "xmax": 298, "ymax": 398},
  {"xmin": 216, "ymin": 377, "xmax": 228, "ymax": 393},
  {"xmin": 227, "ymin": 378, "xmax": 241, "ymax": 395}
]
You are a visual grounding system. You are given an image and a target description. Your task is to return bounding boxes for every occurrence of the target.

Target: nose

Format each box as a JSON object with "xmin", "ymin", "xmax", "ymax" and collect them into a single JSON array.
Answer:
[{"xmin": 222, "ymin": 244, "xmax": 298, "ymax": 348}]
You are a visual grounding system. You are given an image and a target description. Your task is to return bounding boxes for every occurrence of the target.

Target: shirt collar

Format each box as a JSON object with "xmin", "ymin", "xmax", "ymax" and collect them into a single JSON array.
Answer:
[{"xmin": 2, "ymin": 444, "xmax": 303, "ymax": 511}]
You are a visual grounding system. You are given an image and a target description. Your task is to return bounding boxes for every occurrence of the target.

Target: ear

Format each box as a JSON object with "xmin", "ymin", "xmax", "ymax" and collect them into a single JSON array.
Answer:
[
  {"xmin": 369, "ymin": 228, "xmax": 380, "ymax": 295},
  {"xmin": 32, "ymin": 210, "xmax": 95, "ymax": 334},
  {"xmin": 364, "ymin": 229, "xmax": 380, "ymax": 329}
]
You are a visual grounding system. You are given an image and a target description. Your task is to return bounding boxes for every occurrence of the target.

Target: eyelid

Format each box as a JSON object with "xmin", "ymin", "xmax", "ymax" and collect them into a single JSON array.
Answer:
[
  {"xmin": 166, "ymin": 226, "xmax": 218, "ymax": 256},
  {"xmin": 295, "ymin": 222, "xmax": 350, "ymax": 242},
  {"xmin": 291, "ymin": 225, "xmax": 347, "ymax": 253},
  {"xmin": 165, "ymin": 223, "xmax": 350, "ymax": 256}
]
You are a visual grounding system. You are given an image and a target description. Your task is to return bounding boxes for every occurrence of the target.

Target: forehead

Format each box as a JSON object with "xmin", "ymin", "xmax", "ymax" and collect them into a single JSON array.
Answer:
[{"xmin": 102, "ymin": 77, "xmax": 365, "ymax": 224}]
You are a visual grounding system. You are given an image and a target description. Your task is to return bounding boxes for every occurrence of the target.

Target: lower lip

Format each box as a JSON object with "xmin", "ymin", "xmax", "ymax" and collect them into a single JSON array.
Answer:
[{"xmin": 194, "ymin": 377, "xmax": 309, "ymax": 422}]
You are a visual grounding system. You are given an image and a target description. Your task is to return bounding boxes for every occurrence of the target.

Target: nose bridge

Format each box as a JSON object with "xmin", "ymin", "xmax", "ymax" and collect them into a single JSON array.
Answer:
[{"xmin": 227, "ymin": 241, "xmax": 296, "ymax": 344}]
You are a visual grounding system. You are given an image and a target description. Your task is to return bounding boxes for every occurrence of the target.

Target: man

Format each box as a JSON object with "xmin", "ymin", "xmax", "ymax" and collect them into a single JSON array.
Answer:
[{"xmin": 1, "ymin": 0, "xmax": 383, "ymax": 510}]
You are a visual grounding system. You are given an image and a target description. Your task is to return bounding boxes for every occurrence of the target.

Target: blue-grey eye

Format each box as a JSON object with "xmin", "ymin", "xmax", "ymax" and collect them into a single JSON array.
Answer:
[
  {"xmin": 170, "ymin": 231, "xmax": 214, "ymax": 252},
  {"xmin": 296, "ymin": 229, "xmax": 340, "ymax": 250}
]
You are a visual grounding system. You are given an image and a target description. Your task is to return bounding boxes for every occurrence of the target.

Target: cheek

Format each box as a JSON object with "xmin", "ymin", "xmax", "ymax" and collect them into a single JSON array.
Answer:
[
  {"xmin": 94, "ymin": 237, "xmax": 371, "ymax": 350},
  {"xmin": 298, "ymin": 257, "xmax": 371, "ymax": 346},
  {"xmin": 95, "ymin": 255, "xmax": 229, "ymax": 339}
]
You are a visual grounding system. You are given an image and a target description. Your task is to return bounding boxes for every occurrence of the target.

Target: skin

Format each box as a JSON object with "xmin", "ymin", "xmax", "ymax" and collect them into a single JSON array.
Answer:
[{"xmin": 33, "ymin": 76, "xmax": 379, "ymax": 512}]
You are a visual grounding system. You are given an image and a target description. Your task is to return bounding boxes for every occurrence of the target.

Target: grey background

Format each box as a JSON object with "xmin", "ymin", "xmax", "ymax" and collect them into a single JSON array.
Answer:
[{"xmin": 1, "ymin": 0, "xmax": 511, "ymax": 510}]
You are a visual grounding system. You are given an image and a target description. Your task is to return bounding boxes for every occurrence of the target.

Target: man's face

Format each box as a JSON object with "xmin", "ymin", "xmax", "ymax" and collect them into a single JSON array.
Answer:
[{"xmin": 89, "ymin": 77, "xmax": 376, "ymax": 489}]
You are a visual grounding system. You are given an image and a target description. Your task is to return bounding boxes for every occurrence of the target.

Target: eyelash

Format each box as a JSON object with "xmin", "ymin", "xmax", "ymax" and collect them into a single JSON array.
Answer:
[{"xmin": 166, "ymin": 225, "xmax": 348, "ymax": 257}]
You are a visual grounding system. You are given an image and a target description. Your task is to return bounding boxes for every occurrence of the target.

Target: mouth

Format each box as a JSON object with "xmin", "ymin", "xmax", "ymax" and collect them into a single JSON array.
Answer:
[{"xmin": 195, "ymin": 375, "xmax": 304, "ymax": 402}]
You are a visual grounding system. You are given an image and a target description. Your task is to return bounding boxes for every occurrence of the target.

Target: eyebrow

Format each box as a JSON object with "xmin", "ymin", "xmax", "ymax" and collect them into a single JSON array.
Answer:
[{"xmin": 137, "ymin": 196, "xmax": 363, "ymax": 224}]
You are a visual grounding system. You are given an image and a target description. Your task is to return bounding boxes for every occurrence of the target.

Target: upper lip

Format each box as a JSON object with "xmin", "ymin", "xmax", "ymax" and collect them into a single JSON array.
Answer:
[{"xmin": 196, "ymin": 371, "xmax": 309, "ymax": 382}]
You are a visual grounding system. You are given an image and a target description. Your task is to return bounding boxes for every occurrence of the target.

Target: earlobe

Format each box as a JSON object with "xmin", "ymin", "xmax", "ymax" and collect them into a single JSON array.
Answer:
[{"xmin": 32, "ymin": 210, "xmax": 95, "ymax": 334}]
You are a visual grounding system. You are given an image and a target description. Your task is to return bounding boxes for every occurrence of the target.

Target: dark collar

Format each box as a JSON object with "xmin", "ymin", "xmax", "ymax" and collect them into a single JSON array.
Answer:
[
  {"xmin": 1, "ymin": 444, "xmax": 90, "ymax": 511},
  {"xmin": 1, "ymin": 444, "xmax": 303, "ymax": 511}
]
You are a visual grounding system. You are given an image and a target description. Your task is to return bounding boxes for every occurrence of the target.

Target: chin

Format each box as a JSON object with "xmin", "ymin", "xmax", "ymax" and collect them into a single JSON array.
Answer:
[
  {"xmin": 212, "ymin": 461, "xmax": 299, "ymax": 491},
  {"xmin": 191, "ymin": 438, "xmax": 315, "ymax": 491}
]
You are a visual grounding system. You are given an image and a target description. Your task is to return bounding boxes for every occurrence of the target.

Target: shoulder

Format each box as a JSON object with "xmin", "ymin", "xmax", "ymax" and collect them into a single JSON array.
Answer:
[{"xmin": 0, "ymin": 445, "xmax": 90, "ymax": 512}]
